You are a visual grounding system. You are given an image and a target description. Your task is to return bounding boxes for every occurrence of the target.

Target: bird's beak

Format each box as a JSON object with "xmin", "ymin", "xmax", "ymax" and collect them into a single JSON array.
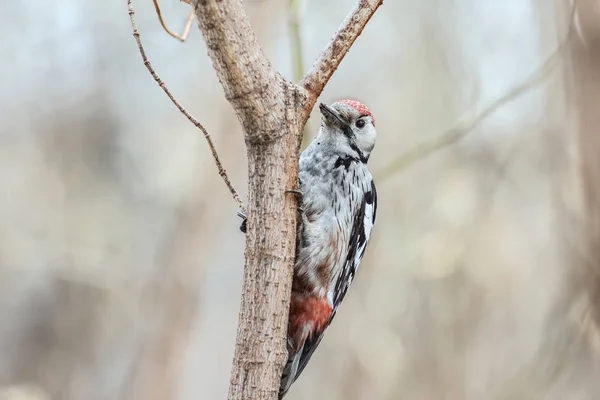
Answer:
[{"xmin": 319, "ymin": 103, "xmax": 345, "ymax": 128}]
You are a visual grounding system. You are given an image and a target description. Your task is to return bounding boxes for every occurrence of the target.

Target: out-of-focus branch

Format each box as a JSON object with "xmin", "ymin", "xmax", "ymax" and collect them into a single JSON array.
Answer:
[
  {"xmin": 570, "ymin": 0, "xmax": 600, "ymax": 332},
  {"xmin": 126, "ymin": 207, "xmax": 205, "ymax": 400},
  {"xmin": 289, "ymin": 0, "xmax": 305, "ymax": 86},
  {"xmin": 127, "ymin": 0, "xmax": 245, "ymax": 212},
  {"xmin": 375, "ymin": 5, "xmax": 576, "ymax": 182},
  {"xmin": 300, "ymin": 0, "xmax": 384, "ymax": 101},
  {"xmin": 288, "ymin": 0, "xmax": 312, "ymax": 148},
  {"xmin": 152, "ymin": 0, "xmax": 195, "ymax": 42}
]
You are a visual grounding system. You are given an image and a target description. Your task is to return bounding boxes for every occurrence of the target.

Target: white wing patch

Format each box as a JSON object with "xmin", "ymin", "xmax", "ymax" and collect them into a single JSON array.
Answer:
[{"xmin": 354, "ymin": 200, "xmax": 375, "ymax": 272}]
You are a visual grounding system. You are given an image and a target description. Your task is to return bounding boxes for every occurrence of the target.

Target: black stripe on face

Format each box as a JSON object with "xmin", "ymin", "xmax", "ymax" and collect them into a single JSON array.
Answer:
[
  {"xmin": 336, "ymin": 117, "xmax": 367, "ymax": 163},
  {"xmin": 349, "ymin": 141, "xmax": 368, "ymax": 163},
  {"xmin": 341, "ymin": 124, "xmax": 354, "ymax": 138},
  {"xmin": 322, "ymin": 104, "xmax": 368, "ymax": 163}
]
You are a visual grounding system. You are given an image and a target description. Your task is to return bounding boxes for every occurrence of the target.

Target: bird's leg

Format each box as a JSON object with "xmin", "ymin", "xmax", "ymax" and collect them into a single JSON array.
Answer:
[{"xmin": 237, "ymin": 211, "xmax": 247, "ymax": 234}]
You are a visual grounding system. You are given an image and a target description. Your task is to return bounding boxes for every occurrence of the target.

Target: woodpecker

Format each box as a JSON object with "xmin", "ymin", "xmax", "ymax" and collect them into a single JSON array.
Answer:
[{"xmin": 238, "ymin": 99, "xmax": 378, "ymax": 399}]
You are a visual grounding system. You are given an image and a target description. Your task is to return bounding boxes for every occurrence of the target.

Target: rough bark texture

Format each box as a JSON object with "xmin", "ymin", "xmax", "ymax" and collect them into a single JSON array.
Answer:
[
  {"xmin": 190, "ymin": 0, "xmax": 384, "ymax": 398},
  {"xmin": 236, "ymin": 125, "xmax": 305, "ymax": 399},
  {"xmin": 571, "ymin": 0, "xmax": 600, "ymax": 325}
]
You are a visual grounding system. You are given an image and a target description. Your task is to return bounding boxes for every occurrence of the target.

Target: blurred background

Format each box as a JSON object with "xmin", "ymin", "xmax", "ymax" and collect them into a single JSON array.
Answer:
[{"xmin": 1, "ymin": 0, "xmax": 600, "ymax": 399}]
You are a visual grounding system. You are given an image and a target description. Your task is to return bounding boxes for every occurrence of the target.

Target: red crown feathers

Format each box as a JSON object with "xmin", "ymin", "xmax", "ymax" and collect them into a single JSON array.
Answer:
[{"xmin": 334, "ymin": 99, "xmax": 375, "ymax": 127}]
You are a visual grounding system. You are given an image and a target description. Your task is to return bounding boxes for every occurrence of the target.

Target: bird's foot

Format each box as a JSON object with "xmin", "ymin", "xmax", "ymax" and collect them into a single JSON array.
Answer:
[{"xmin": 237, "ymin": 211, "xmax": 247, "ymax": 234}]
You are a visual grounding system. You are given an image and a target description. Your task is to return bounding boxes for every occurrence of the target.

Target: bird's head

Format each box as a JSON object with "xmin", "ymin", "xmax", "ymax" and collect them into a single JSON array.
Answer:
[{"xmin": 318, "ymin": 99, "xmax": 377, "ymax": 163}]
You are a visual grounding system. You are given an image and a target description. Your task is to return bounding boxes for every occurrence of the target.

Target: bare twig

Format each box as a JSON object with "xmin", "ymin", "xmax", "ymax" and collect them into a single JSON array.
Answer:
[
  {"xmin": 127, "ymin": 0, "xmax": 245, "ymax": 212},
  {"xmin": 375, "ymin": 4, "xmax": 576, "ymax": 183},
  {"xmin": 180, "ymin": 10, "xmax": 195, "ymax": 40},
  {"xmin": 152, "ymin": 0, "xmax": 195, "ymax": 42},
  {"xmin": 300, "ymin": 0, "xmax": 384, "ymax": 100}
]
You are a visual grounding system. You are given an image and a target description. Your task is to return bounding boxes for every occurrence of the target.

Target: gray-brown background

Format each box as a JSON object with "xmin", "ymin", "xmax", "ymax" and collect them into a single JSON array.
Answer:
[{"xmin": 1, "ymin": 0, "xmax": 597, "ymax": 399}]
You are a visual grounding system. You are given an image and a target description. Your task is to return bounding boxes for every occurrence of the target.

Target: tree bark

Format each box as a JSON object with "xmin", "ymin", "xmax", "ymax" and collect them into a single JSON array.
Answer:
[{"xmin": 189, "ymin": 1, "xmax": 384, "ymax": 398}]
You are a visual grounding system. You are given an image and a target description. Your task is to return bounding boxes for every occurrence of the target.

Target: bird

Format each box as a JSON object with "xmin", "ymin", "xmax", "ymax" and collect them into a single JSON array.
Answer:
[
  {"xmin": 236, "ymin": 99, "xmax": 378, "ymax": 398},
  {"xmin": 279, "ymin": 99, "xmax": 378, "ymax": 398}
]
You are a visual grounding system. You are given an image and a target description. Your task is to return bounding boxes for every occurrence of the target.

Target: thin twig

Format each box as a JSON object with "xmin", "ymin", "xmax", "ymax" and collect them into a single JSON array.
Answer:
[
  {"xmin": 152, "ymin": 0, "xmax": 195, "ymax": 42},
  {"xmin": 300, "ymin": 0, "xmax": 384, "ymax": 99},
  {"xmin": 375, "ymin": 4, "xmax": 577, "ymax": 183},
  {"xmin": 181, "ymin": 9, "xmax": 195, "ymax": 41},
  {"xmin": 128, "ymin": 0, "xmax": 245, "ymax": 212}
]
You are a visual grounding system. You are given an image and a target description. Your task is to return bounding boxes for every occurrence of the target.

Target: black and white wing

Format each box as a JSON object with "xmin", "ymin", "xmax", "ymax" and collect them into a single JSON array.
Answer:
[
  {"xmin": 331, "ymin": 179, "xmax": 377, "ymax": 318},
  {"xmin": 288, "ymin": 179, "xmax": 378, "ymax": 385}
]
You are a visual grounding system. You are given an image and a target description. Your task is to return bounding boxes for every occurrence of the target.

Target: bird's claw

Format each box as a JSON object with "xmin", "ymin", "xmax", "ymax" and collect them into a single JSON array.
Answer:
[
  {"xmin": 286, "ymin": 190, "xmax": 305, "ymax": 218},
  {"xmin": 285, "ymin": 189, "xmax": 304, "ymax": 201}
]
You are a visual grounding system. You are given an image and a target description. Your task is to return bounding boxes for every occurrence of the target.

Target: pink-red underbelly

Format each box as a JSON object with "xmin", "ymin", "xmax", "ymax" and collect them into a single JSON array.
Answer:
[{"xmin": 288, "ymin": 295, "xmax": 333, "ymax": 351}]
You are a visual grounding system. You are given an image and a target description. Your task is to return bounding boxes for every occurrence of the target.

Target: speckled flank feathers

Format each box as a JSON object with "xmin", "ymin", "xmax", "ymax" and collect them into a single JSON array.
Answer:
[{"xmin": 279, "ymin": 100, "xmax": 378, "ymax": 398}]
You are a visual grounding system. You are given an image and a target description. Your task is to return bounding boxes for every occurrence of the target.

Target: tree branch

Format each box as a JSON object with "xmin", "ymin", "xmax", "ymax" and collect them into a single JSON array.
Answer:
[
  {"xmin": 127, "ymin": 0, "xmax": 245, "ymax": 211},
  {"xmin": 300, "ymin": 0, "xmax": 384, "ymax": 100},
  {"xmin": 152, "ymin": 0, "xmax": 195, "ymax": 42}
]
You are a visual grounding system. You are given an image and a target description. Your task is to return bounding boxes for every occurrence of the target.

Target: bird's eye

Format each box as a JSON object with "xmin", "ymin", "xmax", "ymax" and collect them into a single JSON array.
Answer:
[{"xmin": 355, "ymin": 119, "xmax": 366, "ymax": 128}]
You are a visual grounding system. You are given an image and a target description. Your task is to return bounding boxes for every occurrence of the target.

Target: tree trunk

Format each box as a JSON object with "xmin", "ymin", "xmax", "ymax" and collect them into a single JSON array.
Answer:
[
  {"xmin": 229, "ymin": 89, "xmax": 306, "ymax": 399},
  {"xmin": 192, "ymin": 3, "xmax": 309, "ymax": 397}
]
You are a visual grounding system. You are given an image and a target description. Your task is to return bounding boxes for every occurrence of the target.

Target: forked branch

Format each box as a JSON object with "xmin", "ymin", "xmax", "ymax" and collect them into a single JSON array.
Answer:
[{"xmin": 152, "ymin": 0, "xmax": 195, "ymax": 42}]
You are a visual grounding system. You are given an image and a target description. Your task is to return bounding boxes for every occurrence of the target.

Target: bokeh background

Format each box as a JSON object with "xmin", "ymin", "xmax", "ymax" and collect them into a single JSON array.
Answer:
[{"xmin": 2, "ymin": 0, "xmax": 600, "ymax": 399}]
